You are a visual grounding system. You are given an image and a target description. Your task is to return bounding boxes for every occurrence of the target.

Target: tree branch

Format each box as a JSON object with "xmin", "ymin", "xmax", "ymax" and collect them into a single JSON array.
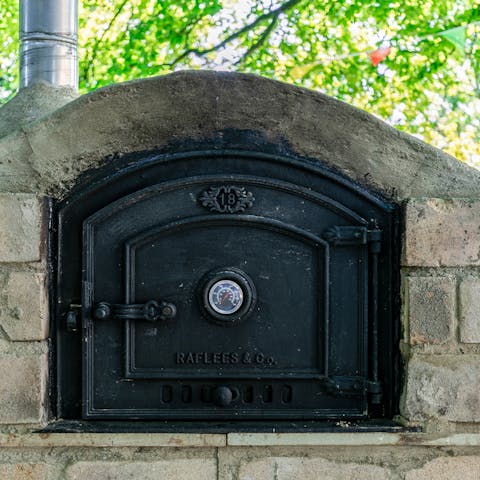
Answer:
[
  {"xmin": 233, "ymin": 14, "xmax": 279, "ymax": 66},
  {"xmin": 166, "ymin": 0, "xmax": 303, "ymax": 67},
  {"xmin": 83, "ymin": 0, "xmax": 130, "ymax": 85}
]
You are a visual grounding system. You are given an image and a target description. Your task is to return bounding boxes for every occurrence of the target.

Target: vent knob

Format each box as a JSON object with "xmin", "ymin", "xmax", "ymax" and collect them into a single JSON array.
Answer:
[{"xmin": 212, "ymin": 386, "xmax": 233, "ymax": 407}]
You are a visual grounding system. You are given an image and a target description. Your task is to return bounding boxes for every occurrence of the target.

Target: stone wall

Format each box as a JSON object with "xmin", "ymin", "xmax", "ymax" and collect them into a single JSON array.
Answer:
[
  {"xmin": 0, "ymin": 194, "xmax": 48, "ymax": 426},
  {"xmin": 1, "ymin": 72, "xmax": 480, "ymax": 478},
  {"xmin": 402, "ymin": 199, "xmax": 480, "ymax": 431}
]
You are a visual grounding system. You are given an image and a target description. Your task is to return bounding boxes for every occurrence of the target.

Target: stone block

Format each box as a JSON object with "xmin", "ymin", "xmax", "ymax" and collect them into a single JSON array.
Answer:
[
  {"xmin": 406, "ymin": 276, "xmax": 455, "ymax": 345},
  {"xmin": 402, "ymin": 355, "xmax": 480, "ymax": 422},
  {"xmin": 0, "ymin": 464, "xmax": 48, "ymax": 480},
  {"xmin": 0, "ymin": 271, "xmax": 48, "ymax": 341},
  {"xmin": 405, "ymin": 456, "xmax": 480, "ymax": 480},
  {"xmin": 459, "ymin": 277, "xmax": 480, "ymax": 343},
  {"xmin": 238, "ymin": 457, "xmax": 392, "ymax": 480},
  {"xmin": 66, "ymin": 459, "xmax": 217, "ymax": 480},
  {"xmin": 404, "ymin": 199, "xmax": 480, "ymax": 267},
  {"xmin": 227, "ymin": 432, "xmax": 400, "ymax": 446},
  {"xmin": 0, "ymin": 194, "xmax": 44, "ymax": 263},
  {"xmin": 238, "ymin": 458, "xmax": 275, "ymax": 480},
  {"xmin": 0, "ymin": 354, "xmax": 47, "ymax": 423}
]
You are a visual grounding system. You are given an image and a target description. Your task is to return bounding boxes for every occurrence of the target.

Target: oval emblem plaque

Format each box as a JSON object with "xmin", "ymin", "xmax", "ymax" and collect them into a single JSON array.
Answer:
[{"xmin": 199, "ymin": 185, "xmax": 255, "ymax": 213}]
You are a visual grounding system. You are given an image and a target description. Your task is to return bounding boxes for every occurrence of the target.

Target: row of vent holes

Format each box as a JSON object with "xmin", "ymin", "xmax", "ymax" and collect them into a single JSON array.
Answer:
[{"xmin": 161, "ymin": 385, "xmax": 293, "ymax": 404}]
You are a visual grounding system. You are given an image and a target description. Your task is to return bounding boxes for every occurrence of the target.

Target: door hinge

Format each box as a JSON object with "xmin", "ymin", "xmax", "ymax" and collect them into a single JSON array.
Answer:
[
  {"xmin": 367, "ymin": 380, "xmax": 383, "ymax": 404},
  {"xmin": 323, "ymin": 226, "xmax": 382, "ymax": 249},
  {"xmin": 367, "ymin": 229, "xmax": 382, "ymax": 253}
]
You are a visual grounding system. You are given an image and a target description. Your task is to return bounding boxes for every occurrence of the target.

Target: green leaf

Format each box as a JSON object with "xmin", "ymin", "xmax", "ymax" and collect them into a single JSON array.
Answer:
[{"xmin": 438, "ymin": 25, "xmax": 467, "ymax": 54}]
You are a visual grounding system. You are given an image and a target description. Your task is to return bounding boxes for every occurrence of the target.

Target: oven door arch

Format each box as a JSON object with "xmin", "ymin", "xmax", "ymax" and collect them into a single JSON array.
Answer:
[{"xmin": 56, "ymin": 151, "xmax": 398, "ymax": 421}]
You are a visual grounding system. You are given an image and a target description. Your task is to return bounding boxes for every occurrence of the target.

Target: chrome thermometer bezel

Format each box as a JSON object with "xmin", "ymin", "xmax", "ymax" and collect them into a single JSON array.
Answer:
[
  {"xmin": 208, "ymin": 279, "xmax": 244, "ymax": 315},
  {"xmin": 200, "ymin": 268, "xmax": 256, "ymax": 325}
]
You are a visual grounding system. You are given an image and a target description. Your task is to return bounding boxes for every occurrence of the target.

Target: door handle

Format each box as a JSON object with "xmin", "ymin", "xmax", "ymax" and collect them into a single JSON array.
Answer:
[{"xmin": 93, "ymin": 300, "xmax": 176, "ymax": 322}]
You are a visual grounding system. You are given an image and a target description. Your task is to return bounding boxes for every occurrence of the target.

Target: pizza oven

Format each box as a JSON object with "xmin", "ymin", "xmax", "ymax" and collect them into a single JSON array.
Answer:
[{"xmin": 56, "ymin": 147, "xmax": 399, "ymax": 422}]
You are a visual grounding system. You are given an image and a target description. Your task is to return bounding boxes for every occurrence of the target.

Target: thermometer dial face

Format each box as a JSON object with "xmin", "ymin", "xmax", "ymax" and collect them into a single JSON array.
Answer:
[
  {"xmin": 208, "ymin": 279, "xmax": 244, "ymax": 315},
  {"xmin": 200, "ymin": 268, "xmax": 256, "ymax": 324}
]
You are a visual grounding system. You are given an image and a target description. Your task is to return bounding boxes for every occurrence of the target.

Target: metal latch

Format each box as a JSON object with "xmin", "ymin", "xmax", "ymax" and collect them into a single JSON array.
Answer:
[
  {"xmin": 65, "ymin": 305, "xmax": 81, "ymax": 333},
  {"xmin": 93, "ymin": 300, "xmax": 177, "ymax": 322}
]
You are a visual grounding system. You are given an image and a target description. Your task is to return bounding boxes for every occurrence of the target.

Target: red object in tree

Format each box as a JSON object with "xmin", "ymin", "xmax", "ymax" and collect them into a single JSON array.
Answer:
[{"xmin": 370, "ymin": 46, "xmax": 391, "ymax": 66}]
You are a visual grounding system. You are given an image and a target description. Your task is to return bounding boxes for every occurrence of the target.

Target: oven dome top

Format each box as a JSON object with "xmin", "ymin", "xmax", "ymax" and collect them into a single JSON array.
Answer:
[{"xmin": 1, "ymin": 71, "xmax": 479, "ymax": 200}]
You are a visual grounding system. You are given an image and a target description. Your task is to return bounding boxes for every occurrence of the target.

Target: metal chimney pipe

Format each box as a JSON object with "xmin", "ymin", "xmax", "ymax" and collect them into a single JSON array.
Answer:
[{"xmin": 20, "ymin": 0, "xmax": 78, "ymax": 89}]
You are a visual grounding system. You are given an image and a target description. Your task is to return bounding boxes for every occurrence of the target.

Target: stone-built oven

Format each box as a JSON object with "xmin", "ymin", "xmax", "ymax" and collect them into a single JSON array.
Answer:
[{"xmin": 2, "ymin": 70, "xmax": 480, "ymax": 478}]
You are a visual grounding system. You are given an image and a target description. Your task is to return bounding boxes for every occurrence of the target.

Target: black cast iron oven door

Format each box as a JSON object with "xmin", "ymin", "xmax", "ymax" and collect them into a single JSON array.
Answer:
[{"xmin": 57, "ymin": 150, "xmax": 398, "ymax": 421}]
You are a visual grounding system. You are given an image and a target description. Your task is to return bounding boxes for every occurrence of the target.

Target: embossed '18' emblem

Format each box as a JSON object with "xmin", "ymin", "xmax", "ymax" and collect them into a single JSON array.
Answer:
[{"xmin": 200, "ymin": 185, "xmax": 255, "ymax": 213}]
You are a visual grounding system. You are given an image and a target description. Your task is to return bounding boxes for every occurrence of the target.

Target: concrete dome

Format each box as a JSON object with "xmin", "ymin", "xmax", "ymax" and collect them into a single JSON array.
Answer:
[{"xmin": 0, "ymin": 71, "xmax": 478, "ymax": 199}]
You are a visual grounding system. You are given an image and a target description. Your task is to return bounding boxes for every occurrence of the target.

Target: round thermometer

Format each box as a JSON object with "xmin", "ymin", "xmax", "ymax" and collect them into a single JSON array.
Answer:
[
  {"xmin": 200, "ymin": 268, "xmax": 256, "ymax": 324},
  {"xmin": 208, "ymin": 279, "xmax": 244, "ymax": 315}
]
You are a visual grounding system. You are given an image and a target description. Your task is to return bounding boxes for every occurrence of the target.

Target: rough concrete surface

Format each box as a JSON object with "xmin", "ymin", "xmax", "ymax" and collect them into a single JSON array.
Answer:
[
  {"xmin": 402, "ymin": 355, "xmax": 480, "ymax": 423},
  {"xmin": 1, "ymin": 71, "xmax": 479, "ymax": 199},
  {"xmin": 0, "ymin": 83, "xmax": 78, "ymax": 139},
  {"xmin": 0, "ymin": 194, "xmax": 44, "ymax": 262},
  {"xmin": 0, "ymin": 270, "xmax": 48, "ymax": 341},
  {"xmin": 459, "ymin": 277, "xmax": 480, "ymax": 343},
  {"xmin": 404, "ymin": 198, "xmax": 480, "ymax": 267},
  {"xmin": 406, "ymin": 276, "xmax": 455, "ymax": 345}
]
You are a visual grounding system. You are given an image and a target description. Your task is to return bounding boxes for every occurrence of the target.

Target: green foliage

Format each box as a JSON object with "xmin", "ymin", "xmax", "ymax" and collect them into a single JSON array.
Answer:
[
  {"xmin": 0, "ymin": 0, "xmax": 18, "ymax": 102},
  {"xmin": 79, "ymin": 0, "xmax": 223, "ymax": 88},
  {"xmin": 0, "ymin": 0, "xmax": 479, "ymax": 164}
]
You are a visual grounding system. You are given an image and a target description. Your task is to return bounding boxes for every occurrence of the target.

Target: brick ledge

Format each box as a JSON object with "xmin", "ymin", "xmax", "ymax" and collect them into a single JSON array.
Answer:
[{"xmin": 2, "ymin": 432, "xmax": 480, "ymax": 448}]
